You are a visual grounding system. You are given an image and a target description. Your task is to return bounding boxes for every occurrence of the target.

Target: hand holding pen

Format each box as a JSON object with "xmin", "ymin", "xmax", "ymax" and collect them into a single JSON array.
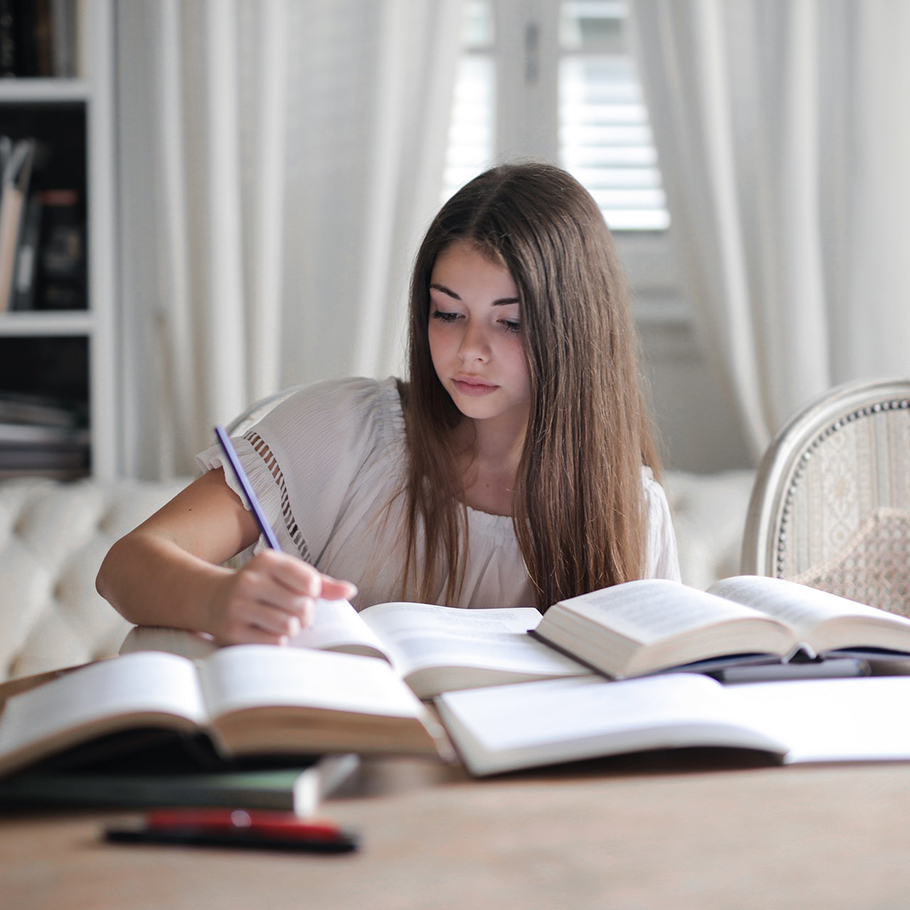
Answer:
[{"xmin": 213, "ymin": 426, "xmax": 357, "ymax": 645}]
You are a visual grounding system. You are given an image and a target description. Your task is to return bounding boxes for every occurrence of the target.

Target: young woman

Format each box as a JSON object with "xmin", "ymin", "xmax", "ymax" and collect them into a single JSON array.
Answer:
[{"xmin": 97, "ymin": 163, "xmax": 679, "ymax": 645}]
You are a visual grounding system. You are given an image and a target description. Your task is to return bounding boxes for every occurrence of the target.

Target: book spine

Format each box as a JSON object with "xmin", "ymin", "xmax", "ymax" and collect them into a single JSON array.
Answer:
[
  {"xmin": 0, "ymin": 0, "xmax": 16, "ymax": 76},
  {"xmin": 49, "ymin": 0, "xmax": 75, "ymax": 77},
  {"xmin": 33, "ymin": 0, "xmax": 53, "ymax": 77},
  {"xmin": 34, "ymin": 187, "xmax": 86, "ymax": 310},
  {"xmin": 0, "ymin": 181, "xmax": 19, "ymax": 312},
  {"xmin": 11, "ymin": 190, "xmax": 41, "ymax": 310},
  {"xmin": 0, "ymin": 139, "xmax": 35, "ymax": 312}
]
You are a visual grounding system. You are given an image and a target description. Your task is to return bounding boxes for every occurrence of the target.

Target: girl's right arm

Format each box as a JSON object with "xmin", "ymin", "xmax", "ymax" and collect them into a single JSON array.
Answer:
[{"xmin": 95, "ymin": 468, "xmax": 355, "ymax": 645}]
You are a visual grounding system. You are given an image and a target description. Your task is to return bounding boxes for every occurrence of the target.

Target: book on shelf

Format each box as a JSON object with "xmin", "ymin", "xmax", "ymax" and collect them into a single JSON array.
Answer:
[
  {"xmin": 49, "ymin": 0, "xmax": 78, "ymax": 78},
  {"xmin": 0, "ymin": 421, "xmax": 88, "ymax": 444},
  {"xmin": 0, "ymin": 437, "xmax": 89, "ymax": 473},
  {"xmin": 0, "ymin": 391, "xmax": 85, "ymax": 428},
  {"xmin": 0, "ymin": 0, "xmax": 19, "ymax": 76},
  {"xmin": 0, "ymin": 136, "xmax": 36, "ymax": 312},
  {"xmin": 0, "ymin": 0, "xmax": 78, "ymax": 78},
  {"xmin": 0, "ymin": 646, "xmax": 452, "ymax": 780},
  {"xmin": 436, "ymin": 672, "xmax": 910, "ymax": 776},
  {"xmin": 0, "ymin": 753, "xmax": 360, "ymax": 815},
  {"xmin": 10, "ymin": 188, "xmax": 41, "ymax": 310},
  {"xmin": 530, "ymin": 575, "xmax": 910, "ymax": 680},
  {"xmin": 33, "ymin": 187, "xmax": 86, "ymax": 311},
  {"xmin": 0, "ymin": 399, "xmax": 90, "ymax": 475},
  {"xmin": 123, "ymin": 599, "xmax": 593, "ymax": 700}
]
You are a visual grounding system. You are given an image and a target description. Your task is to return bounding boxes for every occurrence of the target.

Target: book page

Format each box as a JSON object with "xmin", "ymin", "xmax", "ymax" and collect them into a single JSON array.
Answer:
[
  {"xmin": 725, "ymin": 677, "xmax": 910, "ymax": 763},
  {"xmin": 198, "ymin": 645, "xmax": 424, "ymax": 721},
  {"xmin": 288, "ymin": 599, "xmax": 389, "ymax": 660},
  {"xmin": 121, "ymin": 601, "xmax": 390, "ymax": 663},
  {"xmin": 437, "ymin": 673, "xmax": 789, "ymax": 775},
  {"xmin": 557, "ymin": 579, "xmax": 777, "ymax": 646},
  {"xmin": 356, "ymin": 602, "xmax": 584, "ymax": 677},
  {"xmin": 707, "ymin": 576, "xmax": 910, "ymax": 640},
  {"xmin": 0, "ymin": 653, "xmax": 207, "ymax": 762}
]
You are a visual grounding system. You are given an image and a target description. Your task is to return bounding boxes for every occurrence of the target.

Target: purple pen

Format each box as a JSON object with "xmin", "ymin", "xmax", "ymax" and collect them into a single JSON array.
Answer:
[{"xmin": 214, "ymin": 425, "xmax": 283, "ymax": 551}]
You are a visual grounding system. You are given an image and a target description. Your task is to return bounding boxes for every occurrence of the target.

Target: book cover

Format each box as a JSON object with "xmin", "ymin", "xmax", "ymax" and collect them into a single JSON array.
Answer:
[{"xmin": 0, "ymin": 754, "xmax": 360, "ymax": 816}]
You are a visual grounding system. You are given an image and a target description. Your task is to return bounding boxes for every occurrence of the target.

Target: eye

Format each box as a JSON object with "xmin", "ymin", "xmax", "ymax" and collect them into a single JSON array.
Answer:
[
  {"xmin": 431, "ymin": 309, "xmax": 460, "ymax": 323},
  {"xmin": 500, "ymin": 318, "xmax": 521, "ymax": 334}
]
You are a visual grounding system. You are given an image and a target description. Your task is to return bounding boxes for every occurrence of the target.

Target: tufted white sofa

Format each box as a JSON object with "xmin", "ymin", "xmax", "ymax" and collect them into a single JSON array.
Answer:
[
  {"xmin": 0, "ymin": 469, "xmax": 755, "ymax": 683},
  {"xmin": 0, "ymin": 475, "xmax": 188, "ymax": 682}
]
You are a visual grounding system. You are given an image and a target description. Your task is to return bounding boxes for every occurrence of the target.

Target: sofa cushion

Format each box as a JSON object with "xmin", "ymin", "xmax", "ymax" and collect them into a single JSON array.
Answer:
[{"xmin": 0, "ymin": 476, "xmax": 187, "ymax": 681}]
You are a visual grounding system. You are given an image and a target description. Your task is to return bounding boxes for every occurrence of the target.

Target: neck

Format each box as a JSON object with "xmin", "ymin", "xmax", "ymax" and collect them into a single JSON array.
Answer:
[
  {"xmin": 458, "ymin": 415, "xmax": 525, "ymax": 470},
  {"xmin": 454, "ymin": 417, "xmax": 526, "ymax": 516}
]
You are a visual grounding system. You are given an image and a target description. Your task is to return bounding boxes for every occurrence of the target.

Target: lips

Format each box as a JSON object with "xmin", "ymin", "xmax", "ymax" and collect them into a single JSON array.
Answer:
[{"xmin": 452, "ymin": 376, "xmax": 499, "ymax": 396}]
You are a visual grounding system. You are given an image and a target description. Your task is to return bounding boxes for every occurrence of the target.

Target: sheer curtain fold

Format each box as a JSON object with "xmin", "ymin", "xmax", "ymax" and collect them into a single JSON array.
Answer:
[
  {"xmin": 630, "ymin": 0, "xmax": 910, "ymax": 463},
  {"xmin": 352, "ymin": 0, "xmax": 463, "ymax": 378},
  {"xmin": 382, "ymin": 0, "xmax": 465, "ymax": 372},
  {"xmin": 134, "ymin": 0, "xmax": 280, "ymax": 475},
  {"xmin": 152, "ymin": 0, "xmax": 195, "ymax": 477},
  {"xmin": 117, "ymin": 0, "xmax": 462, "ymax": 478}
]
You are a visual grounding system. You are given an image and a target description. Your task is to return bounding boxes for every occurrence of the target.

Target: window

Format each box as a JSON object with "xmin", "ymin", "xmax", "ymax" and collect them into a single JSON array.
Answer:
[
  {"xmin": 443, "ymin": 1, "xmax": 496, "ymax": 198},
  {"xmin": 443, "ymin": 0, "xmax": 669, "ymax": 233}
]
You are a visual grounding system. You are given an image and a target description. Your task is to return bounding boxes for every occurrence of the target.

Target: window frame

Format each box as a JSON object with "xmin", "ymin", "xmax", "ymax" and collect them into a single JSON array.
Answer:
[{"xmin": 450, "ymin": 0, "xmax": 680, "ymax": 314}]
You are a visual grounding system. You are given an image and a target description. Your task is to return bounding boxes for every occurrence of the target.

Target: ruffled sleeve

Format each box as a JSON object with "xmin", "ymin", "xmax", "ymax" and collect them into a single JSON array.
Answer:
[
  {"xmin": 642, "ymin": 467, "xmax": 681, "ymax": 582},
  {"xmin": 196, "ymin": 377, "xmax": 406, "ymax": 566}
]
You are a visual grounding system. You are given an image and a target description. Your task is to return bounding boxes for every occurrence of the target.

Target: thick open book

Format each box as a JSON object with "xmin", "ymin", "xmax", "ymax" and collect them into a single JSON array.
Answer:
[
  {"xmin": 0, "ymin": 647, "xmax": 450, "ymax": 780},
  {"xmin": 123, "ymin": 599, "xmax": 591, "ymax": 699},
  {"xmin": 436, "ymin": 673, "xmax": 910, "ymax": 776},
  {"xmin": 531, "ymin": 575, "xmax": 910, "ymax": 680}
]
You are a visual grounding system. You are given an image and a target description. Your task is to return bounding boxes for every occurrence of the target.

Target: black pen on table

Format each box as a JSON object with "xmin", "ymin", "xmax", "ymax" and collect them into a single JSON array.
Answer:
[{"xmin": 214, "ymin": 425, "xmax": 283, "ymax": 551}]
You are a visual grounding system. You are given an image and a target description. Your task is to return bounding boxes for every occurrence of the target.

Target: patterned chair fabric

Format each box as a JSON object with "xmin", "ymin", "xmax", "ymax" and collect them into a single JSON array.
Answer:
[{"xmin": 741, "ymin": 378, "xmax": 910, "ymax": 615}]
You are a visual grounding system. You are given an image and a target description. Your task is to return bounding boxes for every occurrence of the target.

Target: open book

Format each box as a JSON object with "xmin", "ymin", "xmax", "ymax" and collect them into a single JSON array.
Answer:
[
  {"xmin": 436, "ymin": 672, "xmax": 910, "ymax": 776},
  {"xmin": 0, "ymin": 646, "xmax": 450, "ymax": 780},
  {"xmin": 123, "ymin": 600, "xmax": 591, "ymax": 699},
  {"xmin": 531, "ymin": 575, "xmax": 910, "ymax": 680}
]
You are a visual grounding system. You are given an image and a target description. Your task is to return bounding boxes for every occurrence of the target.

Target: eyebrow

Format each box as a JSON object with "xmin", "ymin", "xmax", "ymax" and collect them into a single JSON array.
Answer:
[{"xmin": 429, "ymin": 282, "xmax": 520, "ymax": 306}]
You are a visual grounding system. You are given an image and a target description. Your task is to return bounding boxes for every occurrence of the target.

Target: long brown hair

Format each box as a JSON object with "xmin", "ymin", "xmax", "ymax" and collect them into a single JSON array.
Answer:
[{"xmin": 402, "ymin": 163, "xmax": 659, "ymax": 609}]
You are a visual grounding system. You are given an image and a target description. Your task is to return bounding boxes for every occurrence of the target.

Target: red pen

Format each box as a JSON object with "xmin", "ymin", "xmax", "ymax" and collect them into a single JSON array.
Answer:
[{"xmin": 105, "ymin": 808, "xmax": 359, "ymax": 853}]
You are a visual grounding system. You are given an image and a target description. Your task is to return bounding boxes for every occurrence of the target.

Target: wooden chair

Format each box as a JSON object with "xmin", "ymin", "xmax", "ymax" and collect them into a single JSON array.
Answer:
[{"xmin": 741, "ymin": 377, "xmax": 910, "ymax": 615}]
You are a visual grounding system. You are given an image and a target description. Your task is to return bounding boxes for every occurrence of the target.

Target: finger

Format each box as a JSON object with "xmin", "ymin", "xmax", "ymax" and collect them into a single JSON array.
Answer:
[
  {"xmin": 255, "ymin": 551, "xmax": 325, "ymax": 599},
  {"xmin": 319, "ymin": 576, "xmax": 358, "ymax": 601},
  {"xmin": 233, "ymin": 562, "xmax": 314, "ymax": 620},
  {"xmin": 255, "ymin": 552, "xmax": 357, "ymax": 603},
  {"xmin": 242, "ymin": 601, "xmax": 303, "ymax": 638}
]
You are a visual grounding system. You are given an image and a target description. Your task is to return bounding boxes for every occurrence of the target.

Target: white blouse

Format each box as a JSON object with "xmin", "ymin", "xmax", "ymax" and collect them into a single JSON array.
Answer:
[{"xmin": 198, "ymin": 377, "xmax": 680, "ymax": 610}]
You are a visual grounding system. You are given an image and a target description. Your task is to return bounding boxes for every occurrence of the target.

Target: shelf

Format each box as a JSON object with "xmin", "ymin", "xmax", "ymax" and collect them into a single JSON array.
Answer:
[
  {"xmin": 0, "ymin": 311, "xmax": 94, "ymax": 336},
  {"xmin": 0, "ymin": 79, "xmax": 90, "ymax": 104},
  {"xmin": 0, "ymin": 1, "xmax": 118, "ymax": 478}
]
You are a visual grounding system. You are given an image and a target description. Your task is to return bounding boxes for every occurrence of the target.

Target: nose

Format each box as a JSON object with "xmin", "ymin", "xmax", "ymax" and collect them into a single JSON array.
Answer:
[{"xmin": 458, "ymin": 320, "xmax": 491, "ymax": 363}]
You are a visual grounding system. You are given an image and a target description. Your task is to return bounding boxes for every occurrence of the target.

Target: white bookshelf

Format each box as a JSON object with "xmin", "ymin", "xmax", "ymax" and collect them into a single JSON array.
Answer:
[{"xmin": 0, "ymin": 0, "xmax": 118, "ymax": 478}]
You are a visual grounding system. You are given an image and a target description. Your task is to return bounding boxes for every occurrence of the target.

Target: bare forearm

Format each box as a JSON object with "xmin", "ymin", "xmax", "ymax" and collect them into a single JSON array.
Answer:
[
  {"xmin": 95, "ymin": 469, "xmax": 357, "ymax": 645},
  {"xmin": 97, "ymin": 531, "xmax": 232, "ymax": 633}
]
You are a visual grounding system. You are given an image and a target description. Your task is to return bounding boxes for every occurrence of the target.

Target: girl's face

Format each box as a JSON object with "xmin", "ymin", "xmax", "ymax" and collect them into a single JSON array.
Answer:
[{"xmin": 427, "ymin": 241, "xmax": 531, "ymax": 437}]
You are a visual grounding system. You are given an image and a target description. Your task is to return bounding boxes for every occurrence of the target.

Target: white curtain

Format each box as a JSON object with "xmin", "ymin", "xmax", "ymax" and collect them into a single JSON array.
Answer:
[
  {"xmin": 116, "ymin": 0, "xmax": 462, "ymax": 479},
  {"xmin": 630, "ymin": 0, "xmax": 910, "ymax": 462}
]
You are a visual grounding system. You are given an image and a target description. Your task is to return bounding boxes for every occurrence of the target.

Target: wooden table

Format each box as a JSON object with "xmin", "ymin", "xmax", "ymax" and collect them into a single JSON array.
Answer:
[{"xmin": 3, "ymin": 749, "xmax": 910, "ymax": 910}]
